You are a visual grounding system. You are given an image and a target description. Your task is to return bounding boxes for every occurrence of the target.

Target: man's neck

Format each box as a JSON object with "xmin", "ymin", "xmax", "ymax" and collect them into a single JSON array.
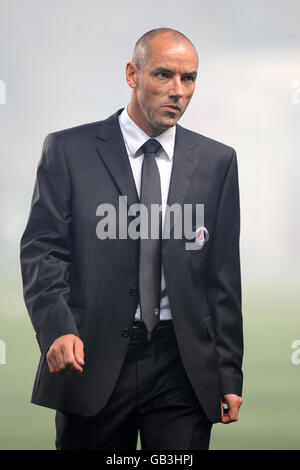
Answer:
[{"xmin": 127, "ymin": 103, "xmax": 171, "ymax": 138}]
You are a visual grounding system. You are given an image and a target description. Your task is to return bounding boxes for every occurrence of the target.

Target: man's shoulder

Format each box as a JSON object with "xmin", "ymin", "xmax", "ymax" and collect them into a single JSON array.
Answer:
[
  {"xmin": 44, "ymin": 109, "xmax": 121, "ymax": 147},
  {"xmin": 177, "ymin": 124, "xmax": 236, "ymax": 157},
  {"xmin": 47, "ymin": 119, "xmax": 103, "ymax": 143}
]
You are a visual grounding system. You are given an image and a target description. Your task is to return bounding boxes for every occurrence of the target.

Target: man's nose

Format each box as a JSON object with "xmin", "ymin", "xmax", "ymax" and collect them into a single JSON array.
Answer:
[{"xmin": 169, "ymin": 76, "xmax": 184, "ymax": 98}]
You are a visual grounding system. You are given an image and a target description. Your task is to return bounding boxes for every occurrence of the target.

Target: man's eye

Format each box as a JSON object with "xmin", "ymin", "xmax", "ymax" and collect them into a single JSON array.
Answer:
[
  {"xmin": 156, "ymin": 72, "xmax": 169, "ymax": 78},
  {"xmin": 183, "ymin": 75, "xmax": 195, "ymax": 82}
]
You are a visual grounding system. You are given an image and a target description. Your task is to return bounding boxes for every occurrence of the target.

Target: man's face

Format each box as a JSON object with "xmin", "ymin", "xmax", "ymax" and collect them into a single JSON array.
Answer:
[{"xmin": 127, "ymin": 34, "xmax": 198, "ymax": 136}]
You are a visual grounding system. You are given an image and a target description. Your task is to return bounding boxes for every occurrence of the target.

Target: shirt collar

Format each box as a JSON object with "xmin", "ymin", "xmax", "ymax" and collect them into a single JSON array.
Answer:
[{"xmin": 119, "ymin": 106, "xmax": 176, "ymax": 160}]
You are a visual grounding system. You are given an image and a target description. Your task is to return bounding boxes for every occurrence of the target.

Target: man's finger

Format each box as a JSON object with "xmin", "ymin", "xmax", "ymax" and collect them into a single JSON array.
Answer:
[
  {"xmin": 220, "ymin": 399, "xmax": 225, "ymax": 420},
  {"xmin": 47, "ymin": 344, "xmax": 64, "ymax": 374},
  {"xmin": 228, "ymin": 408, "xmax": 239, "ymax": 423},
  {"xmin": 62, "ymin": 344, "xmax": 83, "ymax": 374},
  {"xmin": 73, "ymin": 338, "xmax": 85, "ymax": 367},
  {"xmin": 227, "ymin": 405, "xmax": 239, "ymax": 422},
  {"xmin": 221, "ymin": 401, "xmax": 231, "ymax": 424},
  {"xmin": 46, "ymin": 354, "xmax": 55, "ymax": 374}
]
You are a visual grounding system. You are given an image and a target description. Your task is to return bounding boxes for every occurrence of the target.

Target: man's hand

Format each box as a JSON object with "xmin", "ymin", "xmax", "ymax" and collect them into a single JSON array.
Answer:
[
  {"xmin": 221, "ymin": 394, "xmax": 243, "ymax": 424},
  {"xmin": 46, "ymin": 334, "xmax": 85, "ymax": 376}
]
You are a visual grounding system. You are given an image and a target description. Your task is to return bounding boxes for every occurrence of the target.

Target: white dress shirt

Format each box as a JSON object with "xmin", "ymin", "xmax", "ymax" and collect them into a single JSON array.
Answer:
[{"xmin": 118, "ymin": 106, "xmax": 176, "ymax": 320}]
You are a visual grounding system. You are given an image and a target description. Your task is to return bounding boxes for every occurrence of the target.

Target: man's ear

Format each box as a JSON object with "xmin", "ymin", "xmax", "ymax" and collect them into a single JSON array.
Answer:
[{"xmin": 126, "ymin": 61, "xmax": 138, "ymax": 89}]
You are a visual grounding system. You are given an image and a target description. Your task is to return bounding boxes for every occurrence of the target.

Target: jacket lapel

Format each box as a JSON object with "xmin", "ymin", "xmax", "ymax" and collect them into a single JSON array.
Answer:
[
  {"xmin": 96, "ymin": 109, "xmax": 140, "ymax": 208},
  {"xmin": 165, "ymin": 124, "xmax": 201, "ymax": 235}
]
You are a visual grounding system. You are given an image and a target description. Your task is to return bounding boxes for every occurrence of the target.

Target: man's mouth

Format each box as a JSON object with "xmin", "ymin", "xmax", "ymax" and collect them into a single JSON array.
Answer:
[{"xmin": 162, "ymin": 105, "xmax": 181, "ymax": 112}]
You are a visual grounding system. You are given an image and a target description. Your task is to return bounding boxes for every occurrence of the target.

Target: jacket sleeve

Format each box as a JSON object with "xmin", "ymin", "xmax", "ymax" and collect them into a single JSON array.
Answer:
[
  {"xmin": 20, "ymin": 133, "xmax": 79, "ymax": 354},
  {"xmin": 206, "ymin": 148, "xmax": 244, "ymax": 396}
]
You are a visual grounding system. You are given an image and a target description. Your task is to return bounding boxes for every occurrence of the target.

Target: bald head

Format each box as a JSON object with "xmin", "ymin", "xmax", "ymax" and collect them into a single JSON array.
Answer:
[
  {"xmin": 126, "ymin": 28, "xmax": 198, "ymax": 137},
  {"xmin": 132, "ymin": 28, "xmax": 198, "ymax": 71}
]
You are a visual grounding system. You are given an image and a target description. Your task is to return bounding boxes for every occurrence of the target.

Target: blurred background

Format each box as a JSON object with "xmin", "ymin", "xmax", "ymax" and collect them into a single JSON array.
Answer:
[{"xmin": 0, "ymin": 0, "xmax": 299, "ymax": 449}]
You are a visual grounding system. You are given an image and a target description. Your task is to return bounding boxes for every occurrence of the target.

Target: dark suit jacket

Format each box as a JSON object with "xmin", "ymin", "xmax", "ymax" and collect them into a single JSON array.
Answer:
[{"xmin": 20, "ymin": 108, "xmax": 243, "ymax": 423}]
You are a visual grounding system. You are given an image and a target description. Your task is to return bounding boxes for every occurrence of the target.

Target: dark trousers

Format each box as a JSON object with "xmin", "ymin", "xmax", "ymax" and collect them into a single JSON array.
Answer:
[{"xmin": 55, "ymin": 323, "xmax": 212, "ymax": 450}]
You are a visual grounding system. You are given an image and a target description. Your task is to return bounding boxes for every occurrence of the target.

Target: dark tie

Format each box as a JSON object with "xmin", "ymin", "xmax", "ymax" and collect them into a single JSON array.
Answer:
[{"xmin": 139, "ymin": 138, "xmax": 162, "ymax": 338}]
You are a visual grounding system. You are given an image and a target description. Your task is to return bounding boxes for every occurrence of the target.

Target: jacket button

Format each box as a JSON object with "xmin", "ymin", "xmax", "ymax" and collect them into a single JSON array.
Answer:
[
  {"xmin": 129, "ymin": 288, "xmax": 138, "ymax": 296},
  {"xmin": 122, "ymin": 328, "xmax": 129, "ymax": 337}
]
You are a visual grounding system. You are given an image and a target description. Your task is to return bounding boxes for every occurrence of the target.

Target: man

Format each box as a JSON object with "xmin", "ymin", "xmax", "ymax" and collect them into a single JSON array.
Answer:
[{"xmin": 20, "ymin": 28, "xmax": 243, "ymax": 450}]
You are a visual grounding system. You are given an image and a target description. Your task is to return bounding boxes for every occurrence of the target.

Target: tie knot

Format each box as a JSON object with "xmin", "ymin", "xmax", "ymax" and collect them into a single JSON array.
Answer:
[{"xmin": 141, "ymin": 139, "xmax": 162, "ymax": 156}]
